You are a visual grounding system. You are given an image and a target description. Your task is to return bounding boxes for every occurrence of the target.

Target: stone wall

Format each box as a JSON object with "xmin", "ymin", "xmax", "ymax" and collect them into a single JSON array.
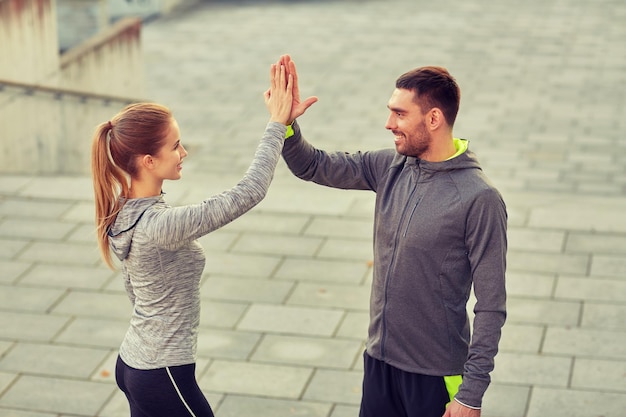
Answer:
[
  {"xmin": 57, "ymin": 0, "xmax": 109, "ymax": 52},
  {"xmin": 0, "ymin": 0, "xmax": 145, "ymax": 175},
  {"xmin": 0, "ymin": 0, "xmax": 60, "ymax": 84},
  {"xmin": 60, "ymin": 17, "xmax": 144, "ymax": 98}
]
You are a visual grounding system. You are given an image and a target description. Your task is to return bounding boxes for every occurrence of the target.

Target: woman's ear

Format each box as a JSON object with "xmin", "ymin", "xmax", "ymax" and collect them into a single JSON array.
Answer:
[{"xmin": 141, "ymin": 154, "xmax": 155, "ymax": 170}]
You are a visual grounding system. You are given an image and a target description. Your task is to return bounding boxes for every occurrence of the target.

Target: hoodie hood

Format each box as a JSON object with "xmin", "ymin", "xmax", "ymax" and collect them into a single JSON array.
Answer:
[
  {"xmin": 108, "ymin": 195, "xmax": 163, "ymax": 261},
  {"xmin": 401, "ymin": 139, "xmax": 481, "ymax": 177}
]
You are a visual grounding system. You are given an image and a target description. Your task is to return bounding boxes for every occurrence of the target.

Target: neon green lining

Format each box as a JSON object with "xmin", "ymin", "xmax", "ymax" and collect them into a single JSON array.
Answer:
[
  {"xmin": 285, "ymin": 123, "xmax": 295, "ymax": 139},
  {"xmin": 443, "ymin": 375, "xmax": 463, "ymax": 406},
  {"xmin": 446, "ymin": 138, "xmax": 468, "ymax": 160}
]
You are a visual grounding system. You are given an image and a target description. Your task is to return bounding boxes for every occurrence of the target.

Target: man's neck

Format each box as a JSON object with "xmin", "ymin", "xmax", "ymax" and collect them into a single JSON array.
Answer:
[{"xmin": 421, "ymin": 134, "xmax": 456, "ymax": 162}]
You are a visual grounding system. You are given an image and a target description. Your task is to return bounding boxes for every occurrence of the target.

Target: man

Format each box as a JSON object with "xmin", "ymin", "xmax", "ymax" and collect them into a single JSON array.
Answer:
[{"xmin": 275, "ymin": 55, "xmax": 507, "ymax": 417}]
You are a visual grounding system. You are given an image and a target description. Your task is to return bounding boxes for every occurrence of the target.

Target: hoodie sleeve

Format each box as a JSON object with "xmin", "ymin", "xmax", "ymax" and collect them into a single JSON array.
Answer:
[
  {"xmin": 143, "ymin": 121, "xmax": 286, "ymax": 249},
  {"xmin": 456, "ymin": 186, "xmax": 508, "ymax": 408},
  {"xmin": 282, "ymin": 120, "xmax": 395, "ymax": 191}
]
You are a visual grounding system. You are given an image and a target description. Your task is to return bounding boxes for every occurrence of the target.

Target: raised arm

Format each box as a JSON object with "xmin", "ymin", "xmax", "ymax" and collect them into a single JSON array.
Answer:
[{"xmin": 146, "ymin": 62, "xmax": 297, "ymax": 248}]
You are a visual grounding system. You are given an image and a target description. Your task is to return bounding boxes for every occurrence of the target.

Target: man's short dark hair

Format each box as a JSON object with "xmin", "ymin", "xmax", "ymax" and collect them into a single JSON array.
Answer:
[{"xmin": 396, "ymin": 66, "xmax": 460, "ymax": 127}]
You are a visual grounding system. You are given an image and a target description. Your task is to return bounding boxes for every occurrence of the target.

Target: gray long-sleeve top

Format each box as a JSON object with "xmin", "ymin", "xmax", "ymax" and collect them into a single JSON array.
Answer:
[
  {"xmin": 108, "ymin": 122, "xmax": 286, "ymax": 370},
  {"xmin": 281, "ymin": 121, "xmax": 507, "ymax": 408}
]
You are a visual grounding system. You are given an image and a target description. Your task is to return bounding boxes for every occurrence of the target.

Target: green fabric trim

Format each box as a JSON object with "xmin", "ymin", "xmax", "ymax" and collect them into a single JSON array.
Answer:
[
  {"xmin": 446, "ymin": 138, "xmax": 468, "ymax": 160},
  {"xmin": 443, "ymin": 375, "xmax": 463, "ymax": 405},
  {"xmin": 285, "ymin": 123, "xmax": 295, "ymax": 139}
]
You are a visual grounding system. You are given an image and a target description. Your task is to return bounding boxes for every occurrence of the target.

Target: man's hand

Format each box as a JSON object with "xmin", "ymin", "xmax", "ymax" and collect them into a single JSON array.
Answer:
[
  {"xmin": 278, "ymin": 54, "xmax": 318, "ymax": 123},
  {"xmin": 443, "ymin": 400, "xmax": 481, "ymax": 417}
]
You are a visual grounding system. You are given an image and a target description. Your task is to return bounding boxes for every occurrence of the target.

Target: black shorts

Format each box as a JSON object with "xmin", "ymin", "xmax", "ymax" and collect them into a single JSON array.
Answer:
[
  {"xmin": 359, "ymin": 351, "xmax": 461, "ymax": 417},
  {"xmin": 115, "ymin": 355, "xmax": 214, "ymax": 417}
]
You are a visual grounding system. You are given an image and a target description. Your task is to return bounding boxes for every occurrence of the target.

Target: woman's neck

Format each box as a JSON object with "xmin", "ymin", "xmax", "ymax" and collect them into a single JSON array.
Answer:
[{"xmin": 128, "ymin": 179, "xmax": 163, "ymax": 199}]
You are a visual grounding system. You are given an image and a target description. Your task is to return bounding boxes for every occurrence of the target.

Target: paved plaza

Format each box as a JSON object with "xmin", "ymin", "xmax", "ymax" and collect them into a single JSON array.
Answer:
[{"xmin": 1, "ymin": 0, "xmax": 626, "ymax": 416}]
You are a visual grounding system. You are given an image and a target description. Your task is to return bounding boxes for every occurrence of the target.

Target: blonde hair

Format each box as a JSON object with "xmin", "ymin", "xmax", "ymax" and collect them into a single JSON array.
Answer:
[{"xmin": 91, "ymin": 102, "xmax": 173, "ymax": 268}]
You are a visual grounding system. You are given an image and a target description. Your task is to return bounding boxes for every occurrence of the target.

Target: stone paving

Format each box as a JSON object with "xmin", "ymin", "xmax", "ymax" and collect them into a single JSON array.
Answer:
[{"xmin": 1, "ymin": 0, "xmax": 626, "ymax": 416}]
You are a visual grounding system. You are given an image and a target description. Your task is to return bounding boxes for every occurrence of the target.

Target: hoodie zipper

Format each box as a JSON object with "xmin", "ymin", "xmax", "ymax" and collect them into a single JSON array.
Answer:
[
  {"xmin": 380, "ymin": 161, "xmax": 421, "ymax": 358},
  {"xmin": 403, "ymin": 197, "xmax": 421, "ymax": 238}
]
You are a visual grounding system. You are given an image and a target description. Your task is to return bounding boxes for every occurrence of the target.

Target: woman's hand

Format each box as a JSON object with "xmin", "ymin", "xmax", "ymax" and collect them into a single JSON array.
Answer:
[{"xmin": 264, "ymin": 63, "xmax": 293, "ymax": 125}]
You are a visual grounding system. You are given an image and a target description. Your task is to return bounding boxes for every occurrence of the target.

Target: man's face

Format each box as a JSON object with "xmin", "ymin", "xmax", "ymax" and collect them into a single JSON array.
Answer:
[{"xmin": 385, "ymin": 88, "xmax": 431, "ymax": 158}]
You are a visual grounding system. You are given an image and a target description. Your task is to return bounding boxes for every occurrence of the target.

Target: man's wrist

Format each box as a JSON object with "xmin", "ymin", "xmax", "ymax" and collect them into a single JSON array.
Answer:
[{"xmin": 454, "ymin": 398, "xmax": 481, "ymax": 410}]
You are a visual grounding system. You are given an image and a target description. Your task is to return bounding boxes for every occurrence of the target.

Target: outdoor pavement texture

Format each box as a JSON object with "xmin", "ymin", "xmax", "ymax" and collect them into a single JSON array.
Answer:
[{"xmin": 1, "ymin": 0, "xmax": 626, "ymax": 416}]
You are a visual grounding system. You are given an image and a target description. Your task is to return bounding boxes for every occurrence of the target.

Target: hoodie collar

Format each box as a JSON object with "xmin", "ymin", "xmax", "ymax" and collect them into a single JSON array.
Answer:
[
  {"xmin": 108, "ymin": 194, "xmax": 163, "ymax": 237},
  {"xmin": 108, "ymin": 194, "xmax": 164, "ymax": 261},
  {"xmin": 404, "ymin": 140, "xmax": 480, "ymax": 173}
]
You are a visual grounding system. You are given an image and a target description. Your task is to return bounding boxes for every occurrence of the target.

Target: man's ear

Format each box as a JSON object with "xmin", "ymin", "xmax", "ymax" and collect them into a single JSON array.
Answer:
[{"xmin": 428, "ymin": 108, "xmax": 445, "ymax": 131}]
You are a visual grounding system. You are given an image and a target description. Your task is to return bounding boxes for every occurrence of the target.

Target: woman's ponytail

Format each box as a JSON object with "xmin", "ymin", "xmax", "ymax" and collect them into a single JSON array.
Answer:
[{"xmin": 91, "ymin": 121, "xmax": 129, "ymax": 269}]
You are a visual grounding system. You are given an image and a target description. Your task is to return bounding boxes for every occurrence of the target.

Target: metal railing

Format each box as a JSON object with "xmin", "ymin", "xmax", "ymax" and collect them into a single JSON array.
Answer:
[{"xmin": 0, "ymin": 78, "xmax": 146, "ymax": 105}]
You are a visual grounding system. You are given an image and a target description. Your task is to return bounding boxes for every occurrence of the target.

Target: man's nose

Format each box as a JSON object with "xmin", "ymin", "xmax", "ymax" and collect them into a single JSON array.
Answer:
[{"xmin": 385, "ymin": 114, "xmax": 395, "ymax": 130}]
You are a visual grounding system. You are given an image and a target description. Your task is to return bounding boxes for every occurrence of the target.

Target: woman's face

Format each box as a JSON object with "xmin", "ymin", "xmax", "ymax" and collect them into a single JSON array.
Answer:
[{"xmin": 152, "ymin": 118, "xmax": 187, "ymax": 181}]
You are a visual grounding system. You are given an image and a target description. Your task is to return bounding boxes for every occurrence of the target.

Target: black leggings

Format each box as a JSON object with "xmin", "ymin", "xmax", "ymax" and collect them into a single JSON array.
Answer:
[{"xmin": 115, "ymin": 356, "xmax": 214, "ymax": 417}]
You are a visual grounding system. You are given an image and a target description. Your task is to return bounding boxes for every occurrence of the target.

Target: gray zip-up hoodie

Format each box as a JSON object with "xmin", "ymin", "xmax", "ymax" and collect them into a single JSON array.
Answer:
[
  {"xmin": 108, "ymin": 122, "xmax": 286, "ymax": 370},
  {"xmin": 282, "ymin": 121, "xmax": 507, "ymax": 408}
]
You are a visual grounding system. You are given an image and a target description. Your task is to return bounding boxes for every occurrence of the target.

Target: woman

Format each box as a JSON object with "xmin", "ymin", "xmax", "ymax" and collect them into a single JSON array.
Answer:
[{"xmin": 90, "ymin": 63, "xmax": 293, "ymax": 416}]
